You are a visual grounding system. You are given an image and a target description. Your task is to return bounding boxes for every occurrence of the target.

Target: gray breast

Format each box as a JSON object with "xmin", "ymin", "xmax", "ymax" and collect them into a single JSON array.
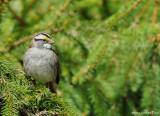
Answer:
[{"xmin": 23, "ymin": 48, "xmax": 57, "ymax": 83}]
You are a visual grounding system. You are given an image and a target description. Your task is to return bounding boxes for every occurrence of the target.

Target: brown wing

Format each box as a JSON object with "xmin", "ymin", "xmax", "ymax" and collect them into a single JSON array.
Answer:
[
  {"xmin": 29, "ymin": 39, "xmax": 34, "ymax": 48},
  {"xmin": 52, "ymin": 49, "xmax": 60, "ymax": 84}
]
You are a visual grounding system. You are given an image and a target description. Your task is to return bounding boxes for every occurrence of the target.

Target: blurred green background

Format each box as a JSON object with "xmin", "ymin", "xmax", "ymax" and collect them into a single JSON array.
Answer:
[{"xmin": 0, "ymin": 0, "xmax": 160, "ymax": 115}]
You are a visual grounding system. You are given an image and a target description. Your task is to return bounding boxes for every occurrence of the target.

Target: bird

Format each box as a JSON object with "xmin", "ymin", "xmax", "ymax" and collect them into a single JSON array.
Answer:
[{"xmin": 23, "ymin": 33, "xmax": 60, "ymax": 93}]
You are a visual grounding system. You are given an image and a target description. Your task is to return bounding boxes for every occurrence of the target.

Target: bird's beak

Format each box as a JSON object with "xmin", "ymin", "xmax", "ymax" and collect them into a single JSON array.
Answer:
[{"xmin": 49, "ymin": 39, "xmax": 55, "ymax": 44}]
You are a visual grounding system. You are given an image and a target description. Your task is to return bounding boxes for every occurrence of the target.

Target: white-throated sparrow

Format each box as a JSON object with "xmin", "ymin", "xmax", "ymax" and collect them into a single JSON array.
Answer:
[{"xmin": 23, "ymin": 33, "xmax": 60, "ymax": 93}]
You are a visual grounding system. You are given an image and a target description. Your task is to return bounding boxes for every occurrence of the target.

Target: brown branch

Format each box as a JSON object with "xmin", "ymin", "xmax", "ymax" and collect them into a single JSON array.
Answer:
[
  {"xmin": 109, "ymin": 0, "xmax": 141, "ymax": 26},
  {"xmin": 11, "ymin": 72, "xmax": 35, "ymax": 89},
  {"xmin": 7, "ymin": 4, "xmax": 27, "ymax": 26},
  {"xmin": 35, "ymin": 89, "xmax": 46, "ymax": 100},
  {"xmin": 60, "ymin": 0, "xmax": 71, "ymax": 12},
  {"xmin": 12, "ymin": 86, "xmax": 26, "ymax": 94},
  {"xmin": 152, "ymin": 0, "xmax": 159, "ymax": 27},
  {"xmin": 47, "ymin": 0, "xmax": 71, "ymax": 27},
  {"xmin": 96, "ymin": 83, "xmax": 110, "ymax": 99},
  {"xmin": 0, "ymin": 0, "xmax": 70, "ymax": 53},
  {"xmin": 135, "ymin": 0, "xmax": 152, "ymax": 21},
  {"xmin": 72, "ymin": 42, "xmax": 108, "ymax": 83},
  {"xmin": 130, "ymin": 0, "xmax": 152, "ymax": 28},
  {"xmin": 15, "ymin": 69, "xmax": 26, "ymax": 76},
  {"xmin": 0, "ymin": 20, "xmax": 69, "ymax": 53}
]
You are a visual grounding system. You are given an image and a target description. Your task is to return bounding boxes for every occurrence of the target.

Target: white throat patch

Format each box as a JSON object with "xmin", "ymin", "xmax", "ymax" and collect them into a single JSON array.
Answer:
[{"xmin": 43, "ymin": 43, "xmax": 52, "ymax": 49}]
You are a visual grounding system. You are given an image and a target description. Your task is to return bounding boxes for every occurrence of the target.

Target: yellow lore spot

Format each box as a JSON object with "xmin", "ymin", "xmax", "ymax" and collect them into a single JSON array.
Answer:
[{"xmin": 44, "ymin": 37, "xmax": 50, "ymax": 40}]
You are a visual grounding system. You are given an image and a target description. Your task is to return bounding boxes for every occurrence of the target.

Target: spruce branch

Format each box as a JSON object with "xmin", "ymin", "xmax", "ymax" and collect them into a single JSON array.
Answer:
[
  {"xmin": 0, "ymin": 20, "xmax": 69, "ymax": 53},
  {"xmin": 15, "ymin": 69, "xmax": 26, "ymax": 76},
  {"xmin": 93, "ymin": 79, "xmax": 110, "ymax": 99},
  {"xmin": 0, "ymin": 63, "xmax": 35, "ymax": 89},
  {"xmin": 18, "ymin": 108, "xmax": 64, "ymax": 116},
  {"xmin": 22, "ymin": 0, "xmax": 37, "ymax": 17},
  {"xmin": 102, "ymin": 46, "xmax": 120, "ymax": 80},
  {"xmin": 72, "ymin": 41, "xmax": 108, "ymax": 84},
  {"xmin": 11, "ymin": 71, "xmax": 35, "ymax": 89},
  {"xmin": 60, "ymin": 0, "xmax": 71, "ymax": 12},
  {"xmin": 1, "ymin": 71, "xmax": 12, "ymax": 116},
  {"xmin": 135, "ymin": 0, "xmax": 152, "ymax": 21},
  {"xmin": 12, "ymin": 86, "xmax": 26, "ymax": 94},
  {"xmin": 35, "ymin": 89, "xmax": 46, "ymax": 100},
  {"xmin": 47, "ymin": 0, "xmax": 71, "ymax": 28},
  {"xmin": 7, "ymin": 4, "xmax": 27, "ymax": 26},
  {"xmin": 109, "ymin": 0, "xmax": 141, "ymax": 26},
  {"xmin": 152, "ymin": 0, "xmax": 159, "ymax": 27},
  {"xmin": 130, "ymin": 0, "xmax": 152, "ymax": 28},
  {"xmin": 0, "ymin": 0, "xmax": 71, "ymax": 53}
]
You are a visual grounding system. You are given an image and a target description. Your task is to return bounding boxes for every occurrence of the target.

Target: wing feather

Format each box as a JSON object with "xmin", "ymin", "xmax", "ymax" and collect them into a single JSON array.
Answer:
[{"xmin": 52, "ymin": 49, "xmax": 60, "ymax": 84}]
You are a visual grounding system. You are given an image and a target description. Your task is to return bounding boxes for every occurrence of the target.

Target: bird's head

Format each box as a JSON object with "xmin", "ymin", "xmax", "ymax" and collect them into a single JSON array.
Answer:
[{"xmin": 31, "ymin": 33, "xmax": 55, "ymax": 49}]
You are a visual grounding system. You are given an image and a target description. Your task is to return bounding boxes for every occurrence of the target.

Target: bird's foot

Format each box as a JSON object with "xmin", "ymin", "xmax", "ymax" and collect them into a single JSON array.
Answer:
[{"xmin": 32, "ymin": 80, "xmax": 36, "ymax": 86}]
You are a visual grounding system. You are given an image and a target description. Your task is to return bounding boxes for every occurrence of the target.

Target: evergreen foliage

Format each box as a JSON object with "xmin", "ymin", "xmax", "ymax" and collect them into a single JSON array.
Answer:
[
  {"xmin": 0, "ymin": 59, "xmax": 76, "ymax": 115},
  {"xmin": 0, "ymin": 0, "xmax": 160, "ymax": 115}
]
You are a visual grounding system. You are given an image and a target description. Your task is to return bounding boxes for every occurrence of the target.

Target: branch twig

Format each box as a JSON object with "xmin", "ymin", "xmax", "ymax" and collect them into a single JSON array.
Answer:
[
  {"xmin": 135, "ymin": 0, "xmax": 152, "ymax": 21},
  {"xmin": 0, "ymin": 0, "xmax": 71, "ymax": 53},
  {"xmin": 72, "ymin": 41, "xmax": 108, "ymax": 84},
  {"xmin": 129, "ymin": 0, "xmax": 152, "ymax": 28},
  {"xmin": 11, "ymin": 72, "xmax": 35, "ymax": 89},
  {"xmin": 152, "ymin": 0, "xmax": 159, "ymax": 27},
  {"xmin": 0, "ymin": 20, "xmax": 69, "ymax": 53},
  {"xmin": 60, "ymin": 0, "xmax": 71, "ymax": 12},
  {"xmin": 15, "ymin": 69, "xmax": 26, "ymax": 76},
  {"xmin": 109, "ymin": 0, "xmax": 141, "ymax": 26}
]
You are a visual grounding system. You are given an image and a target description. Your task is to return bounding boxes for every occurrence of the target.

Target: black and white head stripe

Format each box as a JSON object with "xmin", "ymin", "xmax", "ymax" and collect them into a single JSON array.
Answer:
[
  {"xmin": 41, "ymin": 33, "xmax": 51, "ymax": 38},
  {"xmin": 34, "ymin": 33, "xmax": 52, "ymax": 40}
]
